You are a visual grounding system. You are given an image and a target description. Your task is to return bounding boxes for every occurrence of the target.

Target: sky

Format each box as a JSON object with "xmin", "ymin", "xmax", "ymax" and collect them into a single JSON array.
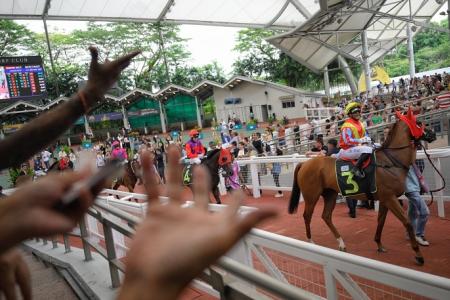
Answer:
[
  {"xmin": 17, "ymin": 2, "xmax": 448, "ymax": 76},
  {"xmin": 18, "ymin": 20, "xmax": 241, "ymax": 76}
]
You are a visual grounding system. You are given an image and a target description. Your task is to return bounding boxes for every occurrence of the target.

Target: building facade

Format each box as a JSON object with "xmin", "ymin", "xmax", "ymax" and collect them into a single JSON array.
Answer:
[{"xmin": 213, "ymin": 77, "xmax": 324, "ymax": 123}]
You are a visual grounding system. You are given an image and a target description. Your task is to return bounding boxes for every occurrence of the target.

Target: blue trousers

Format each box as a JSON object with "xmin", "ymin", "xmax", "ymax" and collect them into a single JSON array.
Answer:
[{"xmin": 405, "ymin": 191, "xmax": 429, "ymax": 237}]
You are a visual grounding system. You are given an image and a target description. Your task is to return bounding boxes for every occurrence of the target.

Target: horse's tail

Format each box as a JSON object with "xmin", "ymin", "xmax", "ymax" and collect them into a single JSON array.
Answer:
[{"xmin": 288, "ymin": 162, "xmax": 303, "ymax": 214}]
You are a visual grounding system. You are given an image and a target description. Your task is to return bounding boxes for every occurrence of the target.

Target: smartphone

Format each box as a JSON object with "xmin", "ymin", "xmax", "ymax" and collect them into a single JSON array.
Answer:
[{"xmin": 54, "ymin": 159, "xmax": 125, "ymax": 212}]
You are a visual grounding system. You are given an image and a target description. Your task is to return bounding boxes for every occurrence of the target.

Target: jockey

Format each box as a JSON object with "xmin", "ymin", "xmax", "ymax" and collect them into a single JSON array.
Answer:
[
  {"xmin": 111, "ymin": 140, "xmax": 128, "ymax": 161},
  {"xmin": 335, "ymin": 102, "xmax": 372, "ymax": 178},
  {"xmin": 185, "ymin": 129, "xmax": 205, "ymax": 164}
]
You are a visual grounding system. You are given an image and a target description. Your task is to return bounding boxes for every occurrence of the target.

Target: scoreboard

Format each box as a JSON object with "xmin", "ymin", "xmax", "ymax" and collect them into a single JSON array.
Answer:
[{"xmin": 0, "ymin": 56, "xmax": 47, "ymax": 101}]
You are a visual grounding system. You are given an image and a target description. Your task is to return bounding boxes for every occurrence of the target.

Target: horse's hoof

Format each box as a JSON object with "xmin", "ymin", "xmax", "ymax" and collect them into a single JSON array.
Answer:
[
  {"xmin": 415, "ymin": 256, "xmax": 424, "ymax": 266},
  {"xmin": 339, "ymin": 247, "xmax": 347, "ymax": 252},
  {"xmin": 377, "ymin": 247, "xmax": 387, "ymax": 253}
]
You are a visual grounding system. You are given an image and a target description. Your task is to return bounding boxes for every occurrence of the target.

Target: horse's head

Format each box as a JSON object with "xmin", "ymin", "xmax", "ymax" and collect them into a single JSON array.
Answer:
[
  {"xmin": 218, "ymin": 148, "xmax": 234, "ymax": 178},
  {"xmin": 395, "ymin": 108, "xmax": 425, "ymax": 145}
]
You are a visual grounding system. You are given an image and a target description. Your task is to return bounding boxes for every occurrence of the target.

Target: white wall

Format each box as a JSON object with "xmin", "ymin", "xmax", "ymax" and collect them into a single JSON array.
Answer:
[{"xmin": 213, "ymin": 81, "xmax": 321, "ymax": 123}]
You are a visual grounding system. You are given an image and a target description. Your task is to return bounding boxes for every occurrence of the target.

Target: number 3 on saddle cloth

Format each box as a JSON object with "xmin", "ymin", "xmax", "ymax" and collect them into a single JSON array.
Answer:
[{"xmin": 335, "ymin": 153, "xmax": 377, "ymax": 197}]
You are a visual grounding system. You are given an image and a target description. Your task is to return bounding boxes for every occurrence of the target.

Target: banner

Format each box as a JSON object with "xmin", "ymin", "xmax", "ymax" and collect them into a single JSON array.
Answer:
[
  {"xmin": 358, "ymin": 66, "xmax": 391, "ymax": 92},
  {"xmin": 128, "ymin": 108, "xmax": 159, "ymax": 117}
]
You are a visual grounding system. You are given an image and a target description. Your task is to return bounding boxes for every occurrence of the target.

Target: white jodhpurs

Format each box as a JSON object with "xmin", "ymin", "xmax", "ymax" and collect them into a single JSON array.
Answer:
[
  {"xmin": 334, "ymin": 145, "xmax": 373, "ymax": 160},
  {"xmin": 190, "ymin": 157, "xmax": 202, "ymax": 164}
]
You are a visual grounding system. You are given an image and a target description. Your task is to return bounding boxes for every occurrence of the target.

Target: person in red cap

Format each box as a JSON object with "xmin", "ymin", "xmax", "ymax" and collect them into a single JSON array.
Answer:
[{"xmin": 185, "ymin": 129, "xmax": 205, "ymax": 164}]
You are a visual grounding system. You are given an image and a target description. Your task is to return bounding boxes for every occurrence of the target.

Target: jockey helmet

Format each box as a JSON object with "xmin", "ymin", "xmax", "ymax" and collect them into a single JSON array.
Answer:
[
  {"xmin": 345, "ymin": 102, "xmax": 362, "ymax": 115},
  {"xmin": 112, "ymin": 140, "xmax": 120, "ymax": 147},
  {"xmin": 189, "ymin": 129, "xmax": 199, "ymax": 138}
]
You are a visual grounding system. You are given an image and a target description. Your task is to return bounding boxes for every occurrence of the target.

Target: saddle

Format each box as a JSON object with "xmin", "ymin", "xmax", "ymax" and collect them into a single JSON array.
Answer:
[{"xmin": 335, "ymin": 154, "xmax": 377, "ymax": 197}]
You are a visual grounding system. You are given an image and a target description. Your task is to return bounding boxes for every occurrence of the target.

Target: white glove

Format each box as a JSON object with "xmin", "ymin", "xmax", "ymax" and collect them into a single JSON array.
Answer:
[
  {"xmin": 197, "ymin": 154, "xmax": 204, "ymax": 159},
  {"xmin": 359, "ymin": 136, "xmax": 372, "ymax": 144},
  {"xmin": 191, "ymin": 157, "xmax": 201, "ymax": 165}
]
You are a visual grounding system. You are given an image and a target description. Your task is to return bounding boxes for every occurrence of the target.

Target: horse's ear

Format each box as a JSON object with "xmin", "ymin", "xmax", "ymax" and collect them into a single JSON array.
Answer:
[{"xmin": 407, "ymin": 107, "xmax": 414, "ymax": 120}]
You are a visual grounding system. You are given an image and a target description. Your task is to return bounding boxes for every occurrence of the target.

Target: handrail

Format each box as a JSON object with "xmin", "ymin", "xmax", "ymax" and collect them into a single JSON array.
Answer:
[{"xmin": 274, "ymin": 107, "xmax": 450, "ymax": 154}]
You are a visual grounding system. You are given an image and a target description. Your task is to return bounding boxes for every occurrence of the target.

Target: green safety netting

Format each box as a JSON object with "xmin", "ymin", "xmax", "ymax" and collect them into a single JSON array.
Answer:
[
  {"xmin": 128, "ymin": 97, "xmax": 161, "ymax": 129},
  {"xmin": 164, "ymin": 94, "xmax": 197, "ymax": 126}
]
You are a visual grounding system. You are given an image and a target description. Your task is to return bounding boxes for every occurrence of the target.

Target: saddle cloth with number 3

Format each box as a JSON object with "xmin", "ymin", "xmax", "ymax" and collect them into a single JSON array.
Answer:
[{"xmin": 335, "ymin": 155, "xmax": 377, "ymax": 197}]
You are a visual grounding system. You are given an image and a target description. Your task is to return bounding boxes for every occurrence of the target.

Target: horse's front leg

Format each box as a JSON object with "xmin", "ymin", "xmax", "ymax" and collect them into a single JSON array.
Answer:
[
  {"xmin": 212, "ymin": 186, "xmax": 221, "ymax": 204},
  {"xmin": 374, "ymin": 202, "xmax": 389, "ymax": 253}
]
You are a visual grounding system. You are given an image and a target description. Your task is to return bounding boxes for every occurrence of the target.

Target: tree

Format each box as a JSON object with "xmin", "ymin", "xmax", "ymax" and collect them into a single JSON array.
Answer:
[
  {"xmin": 233, "ymin": 28, "xmax": 324, "ymax": 90},
  {"xmin": 0, "ymin": 20, "xmax": 36, "ymax": 56}
]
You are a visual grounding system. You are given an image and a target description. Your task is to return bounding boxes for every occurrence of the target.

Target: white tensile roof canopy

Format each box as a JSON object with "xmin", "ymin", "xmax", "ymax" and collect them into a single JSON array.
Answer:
[
  {"xmin": 0, "ymin": 0, "xmax": 320, "ymax": 29},
  {"xmin": 1, "ymin": 0, "xmax": 447, "ymax": 74},
  {"xmin": 268, "ymin": 0, "xmax": 447, "ymax": 73}
]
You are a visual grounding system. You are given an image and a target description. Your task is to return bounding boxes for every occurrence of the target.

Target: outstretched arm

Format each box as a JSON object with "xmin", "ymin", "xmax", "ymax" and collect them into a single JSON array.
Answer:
[{"xmin": 0, "ymin": 47, "xmax": 140, "ymax": 170}]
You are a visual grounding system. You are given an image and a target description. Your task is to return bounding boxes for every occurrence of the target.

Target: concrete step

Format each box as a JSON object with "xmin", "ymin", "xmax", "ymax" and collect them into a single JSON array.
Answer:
[{"xmin": 21, "ymin": 250, "xmax": 78, "ymax": 300}]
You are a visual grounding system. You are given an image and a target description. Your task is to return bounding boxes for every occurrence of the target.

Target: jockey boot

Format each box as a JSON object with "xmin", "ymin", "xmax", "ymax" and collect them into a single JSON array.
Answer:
[{"xmin": 352, "ymin": 153, "xmax": 371, "ymax": 178}]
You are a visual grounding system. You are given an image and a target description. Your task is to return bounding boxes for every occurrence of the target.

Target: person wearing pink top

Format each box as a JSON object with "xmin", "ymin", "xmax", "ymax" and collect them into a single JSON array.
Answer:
[{"xmin": 111, "ymin": 140, "xmax": 128, "ymax": 161}]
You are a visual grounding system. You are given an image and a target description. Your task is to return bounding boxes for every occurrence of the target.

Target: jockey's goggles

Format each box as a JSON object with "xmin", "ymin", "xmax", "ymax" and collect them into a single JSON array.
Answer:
[
  {"xmin": 193, "ymin": 134, "xmax": 199, "ymax": 138},
  {"xmin": 349, "ymin": 108, "xmax": 361, "ymax": 114}
]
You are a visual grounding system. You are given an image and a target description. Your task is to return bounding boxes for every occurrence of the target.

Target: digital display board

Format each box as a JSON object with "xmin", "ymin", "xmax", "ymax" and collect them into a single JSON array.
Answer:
[{"xmin": 0, "ymin": 56, "xmax": 47, "ymax": 101}]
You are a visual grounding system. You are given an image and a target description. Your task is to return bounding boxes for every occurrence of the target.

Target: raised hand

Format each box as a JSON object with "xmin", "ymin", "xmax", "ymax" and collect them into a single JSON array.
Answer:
[
  {"xmin": 118, "ymin": 149, "xmax": 277, "ymax": 299},
  {"xmin": 84, "ymin": 47, "xmax": 141, "ymax": 101},
  {"xmin": 0, "ymin": 248, "xmax": 31, "ymax": 300},
  {"xmin": 0, "ymin": 171, "xmax": 96, "ymax": 253}
]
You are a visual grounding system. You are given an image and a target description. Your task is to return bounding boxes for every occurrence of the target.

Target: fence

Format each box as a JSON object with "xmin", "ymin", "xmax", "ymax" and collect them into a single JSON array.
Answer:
[
  {"xmin": 235, "ymin": 148, "xmax": 450, "ymax": 218},
  {"xmin": 26, "ymin": 188, "xmax": 450, "ymax": 300}
]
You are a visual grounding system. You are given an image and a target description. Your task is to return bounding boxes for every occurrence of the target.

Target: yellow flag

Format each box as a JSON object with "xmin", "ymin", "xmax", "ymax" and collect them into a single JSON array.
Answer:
[{"xmin": 358, "ymin": 66, "xmax": 391, "ymax": 92}]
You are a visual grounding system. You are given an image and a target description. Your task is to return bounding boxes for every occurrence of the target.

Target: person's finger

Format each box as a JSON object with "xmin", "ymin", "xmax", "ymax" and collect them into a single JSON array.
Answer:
[
  {"xmin": 234, "ymin": 206, "xmax": 277, "ymax": 237},
  {"xmin": 28, "ymin": 209, "xmax": 75, "ymax": 237},
  {"xmin": 1, "ymin": 271, "xmax": 17, "ymax": 300},
  {"xmin": 166, "ymin": 146, "xmax": 183, "ymax": 203},
  {"xmin": 224, "ymin": 189, "xmax": 245, "ymax": 219},
  {"xmin": 65, "ymin": 185, "xmax": 94, "ymax": 221},
  {"xmin": 114, "ymin": 50, "xmax": 141, "ymax": 70},
  {"xmin": 192, "ymin": 165, "xmax": 210, "ymax": 210},
  {"xmin": 88, "ymin": 46, "xmax": 99, "ymax": 67},
  {"xmin": 141, "ymin": 150, "xmax": 160, "ymax": 206},
  {"xmin": 15, "ymin": 256, "xmax": 31, "ymax": 300}
]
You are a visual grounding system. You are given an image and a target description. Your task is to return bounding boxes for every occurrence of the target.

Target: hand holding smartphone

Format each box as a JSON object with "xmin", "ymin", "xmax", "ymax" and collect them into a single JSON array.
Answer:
[{"xmin": 54, "ymin": 159, "xmax": 125, "ymax": 212}]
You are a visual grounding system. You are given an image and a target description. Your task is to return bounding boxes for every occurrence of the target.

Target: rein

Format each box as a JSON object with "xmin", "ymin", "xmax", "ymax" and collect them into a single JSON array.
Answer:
[{"xmin": 419, "ymin": 142, "xmax": 446, "ymax": 207}]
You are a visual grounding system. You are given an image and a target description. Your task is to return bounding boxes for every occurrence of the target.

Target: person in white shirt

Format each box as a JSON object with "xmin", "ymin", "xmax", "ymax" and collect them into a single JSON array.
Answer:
[{"xmin": 41, "ymin": 149, "xmax": 52, "ymax": 169}]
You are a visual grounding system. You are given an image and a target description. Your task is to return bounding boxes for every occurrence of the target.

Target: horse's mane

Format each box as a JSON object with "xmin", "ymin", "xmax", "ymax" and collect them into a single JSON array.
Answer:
[
  {"xmin": 206, "ymin": 148, "xmax": 221, "ymax": 158},
  {"xmin": 380, "ymin": 121, "xmax": 398, "ymax": 149}
]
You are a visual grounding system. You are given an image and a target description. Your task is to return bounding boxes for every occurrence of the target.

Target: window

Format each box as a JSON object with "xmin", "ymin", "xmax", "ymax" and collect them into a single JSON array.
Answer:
[{"xmin": 282, "ymin": 101, "xmax": 295, "ymax": 108}]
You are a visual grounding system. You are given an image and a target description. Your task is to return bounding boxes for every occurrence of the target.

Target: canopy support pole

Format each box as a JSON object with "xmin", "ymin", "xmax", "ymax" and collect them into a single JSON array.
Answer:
[
  {"xmin": 406, "ymin": 23, "xmax": 416, "ymax": 79},
  {"xmin": 157, "ymin": 24, "xmax": 171, "ymax": 84},
  {"xmin": 361, "ymin": 30, "xmax": 371, "ymax": 95},
  {"xmin": 337, "ymin": 56, "xmax": 357, "ymax": 95},
  {"xmin": 195, "ymin": 96, "xmax": 202, "ymax": 129},
  {"xmin": 121, "ymin": 104, "xmax": 131, "ymax": 130},
  {"xmin": 43, "ymin": 17, "xmax": 60, "ymax": 97},
  {"xmin": 323, "ymin": 66, "xmax": 331, "ymax": 99},
  {"xmin": 159, "ymin": 101, "xmax": 167, "ymax": 133}
]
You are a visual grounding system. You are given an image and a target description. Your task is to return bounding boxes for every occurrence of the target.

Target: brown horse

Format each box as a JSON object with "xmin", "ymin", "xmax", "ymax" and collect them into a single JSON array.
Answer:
[
  {"xmin": 112, "ymin": 159, "xmax": 141, "ymax": 194},
  {"xmin": 288, "ymin": 109, "xmax": 431, "ymax": 265}
]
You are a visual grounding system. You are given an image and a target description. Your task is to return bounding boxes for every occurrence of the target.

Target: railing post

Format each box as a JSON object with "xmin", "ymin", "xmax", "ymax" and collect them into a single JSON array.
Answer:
[
  {"xmin": 52, "ymin": 237, "xmax": 58, "ymax": 249},
  {"xmin": 250, "ymin": 157, "xmax": 261, "ymax": 198},
  {"xmin": 324, "ymin": 265, "xmax": 338, "ymax": 300},
  {"xmin": 103, "ymin": 220, "xmax": 121, "ymax": 288},
  {"xmin": 79, "ymin": 217, "xmax": 93, "ymax": 261},
  {"xmin": 63, "ymin": 233, "xmax": 71, "ymax": 253},
  {"xmin": 432, "ymin": 157, "xmax": 445, "ymax": 218}
]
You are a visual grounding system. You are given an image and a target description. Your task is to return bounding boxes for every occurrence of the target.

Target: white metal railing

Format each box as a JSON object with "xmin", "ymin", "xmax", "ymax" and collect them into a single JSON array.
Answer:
[
  {"xmin": 235, "ymin": 148, "xmax": 450, "ymax": 218},
  {"xmin": 70, "ymin": 193, "xmax": 450, "ymax": 299}
]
